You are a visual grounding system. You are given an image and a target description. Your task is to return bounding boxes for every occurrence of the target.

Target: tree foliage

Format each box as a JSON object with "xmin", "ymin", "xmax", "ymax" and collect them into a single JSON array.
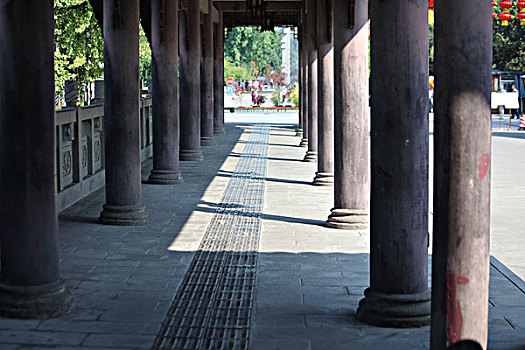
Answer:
[
  {"xmin": 429, "ymin": 17, "xmax": 525, "ymax": 73},
  {"xmin": 224, "ymin": 27, "xmax": 282, "ymax": 76},
  {"xmin": 224, "ymin": 60, "xmax": 249, "ymax": 82},
  {"xmin": 289, "ymin": 82, "xmax": 299, "ymax": 107},
  {"xmin": 54, "ymin": 0, "xmax": 152, "ymax": 95},
  {"xmin": 54, "ymin": 0, "xmax": 103, "ymax": 95},
  {"xmin": 493, "ymin": 9, "xmax": 525, "ymax": 71},
  {"xmin": 139, "ymin": 24, "xmax": 152, "ymax": 82}
]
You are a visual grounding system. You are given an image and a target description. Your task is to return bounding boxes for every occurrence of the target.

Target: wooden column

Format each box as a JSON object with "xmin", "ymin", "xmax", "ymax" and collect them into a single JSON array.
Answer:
[
  {"xmin": 430, "ymin": 1, "xmax": 492, "ymax": 348},
  {"xmin": 148, "ymin": 0, "xmax": 184, "ymax": 184},
  {"xmin": 179, "ymin": 0, "xmax": 204, "ymax": 160},
  {"xmin": 0, "ymin": 0, "xmax": 72, "ymax": 318},
  {"xmin": 357, "ymin": 0, "xmax": 430, "ymax": 327},
  {"xmin": 296, "ymin": 27, "xmax": 304, "ymax": 138},
  {"xmin": 200, "ymin": 1, "xmax": 216, "ymax": 146},
  {"xmin": 304, "ymin": 0, "xmax": 318, "ymax": 162},
  {"xmin": 213, "ymin": 12, "xmax": 226, "ymax": 135},
  {"xmin": 327, "ymin": 0, "xmax": 369, "ymax": 230},
  {"xmin": 299, "ymin": 20, "xmax": 309, "ymax": 148},
  {"xmin": 100, "ymin": 0, "xmax": 147, "ymax": 225},
  {"xmin": 313, "ymin": 0, "xmax": 334, "ymax": 186}
]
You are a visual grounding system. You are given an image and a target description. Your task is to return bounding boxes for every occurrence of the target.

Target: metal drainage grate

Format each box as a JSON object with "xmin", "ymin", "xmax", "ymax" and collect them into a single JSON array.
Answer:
[{"xmin": 152, "ymin": 125, "xmax": 270, "ymax": 350}]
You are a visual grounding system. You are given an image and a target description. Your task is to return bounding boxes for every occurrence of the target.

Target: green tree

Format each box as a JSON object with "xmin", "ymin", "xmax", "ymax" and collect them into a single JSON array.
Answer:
[
  {"xmin": 54, "ymin": 0, "xmax": 103, "ymax": 95},
  {"xmin": 224, "ymin": 27, "xmax": 282, "ymax": 76},
  {"xmin": 493, "ymin": 8, "xmax": 525, "ymax": 71},
  {"xmin": 224, "ymin": 60, "xmax": 249, "ymax": 82},
  {"xmin": 54, "ymin": 0, "xmax": 152, "ymax": 96},
  {"xmin": 139, "ymin": 24, "xmax": 152, "ymax": 82},
  {"xmin": 289, "ymin": 82, "xmax": 299, "ymax": 107}
]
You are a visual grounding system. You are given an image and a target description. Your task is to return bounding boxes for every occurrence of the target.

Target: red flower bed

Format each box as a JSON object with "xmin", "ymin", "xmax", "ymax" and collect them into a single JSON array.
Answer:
[{"xmin": 236, "ymin": 106, "xmax": 298, "ymax": 110}]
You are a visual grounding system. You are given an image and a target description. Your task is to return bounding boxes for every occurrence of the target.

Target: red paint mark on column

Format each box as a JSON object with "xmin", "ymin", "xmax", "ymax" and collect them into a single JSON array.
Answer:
[
  {"xmin": 457, "ymin": 276, "xmax": 469, "ymax": 285},
  {"xmin": 478, "ymin": 154, "xmax": 489, "ymax": 180},
  {"xmin": 446, "ymin": 273, "xmax": 463, "ymax": 345}
]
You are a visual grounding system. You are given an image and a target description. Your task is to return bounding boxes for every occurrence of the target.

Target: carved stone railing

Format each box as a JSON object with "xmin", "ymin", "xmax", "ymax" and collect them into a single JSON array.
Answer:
[
  {"xmin": 55, "ymin": 96, "xmax": 153, "ymax": 212},
  {"xmin": 140, "ymin": 97, "xmax": 154, "ymax": 161}
]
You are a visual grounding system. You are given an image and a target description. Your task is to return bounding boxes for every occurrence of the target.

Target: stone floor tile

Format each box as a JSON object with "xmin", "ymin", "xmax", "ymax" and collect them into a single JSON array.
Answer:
[
  {"xmin": 254, "ymin": 314, "xmax": 306, "ymax": 329},
  {"xmin": 82, "ymin": 334, "xmax": 155, "ymax": 348},
  {"xmin": 37, "ymin": 320, "xmax": 145, "ymax": 334},
  {"xmin": 0, "ymin": 319, "xmax": 41, "ymax": 331},
  {"xmin": 0, "ymin": 330, "xmax": 87, "ymax": 346},
  {"xmin": 252, "ymin": 338, "xmax": 311, "ymax": 350}
]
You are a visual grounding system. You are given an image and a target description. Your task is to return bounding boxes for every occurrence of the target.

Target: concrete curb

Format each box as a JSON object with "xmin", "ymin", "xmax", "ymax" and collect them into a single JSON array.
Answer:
[{"xmin": 490, "ymin": 256, "xmax": 525, "ymax": 294}]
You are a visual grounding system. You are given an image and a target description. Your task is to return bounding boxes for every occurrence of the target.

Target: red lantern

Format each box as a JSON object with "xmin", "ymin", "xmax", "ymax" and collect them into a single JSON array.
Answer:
[
  {"xmin": 518, "ymin": 1, "xmax": 525, "ymax": 25},
  {"xmin": 428, "ymin": 0, "xmax": 434, "ymax": 7},
  {"xmin": 518, "ymin": 12, "xmax": 525, "ymax": 25},
  {"xmin": 493, "ymin": 0, "xmax": 496, "ymax": 6},
  {"xmin": 499, "ymin": 11, "xmax": 512, "ymax": 26},
  {"xmin": 499, "ymin": 0, "xmax": 513, "ymax": 9},
  {"xmin": 499, "ymin": 0, "xmax": 513, "ymax": 26}
]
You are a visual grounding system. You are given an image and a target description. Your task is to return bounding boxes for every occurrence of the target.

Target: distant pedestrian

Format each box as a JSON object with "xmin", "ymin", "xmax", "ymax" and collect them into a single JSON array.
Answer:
[
  {"xmin": 497, "ymin": 85, "xmax": 506, "ymax": 117},
  {"xmin": 511, "ymin": 84, "xmax": 520, "ymax": 119}
]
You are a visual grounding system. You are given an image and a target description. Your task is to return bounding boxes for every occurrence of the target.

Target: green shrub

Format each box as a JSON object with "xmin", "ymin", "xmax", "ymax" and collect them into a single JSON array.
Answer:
[
  {"xmin": 271, "ymin": 90, "xmax": 282, "ymax": 106},
  {"xmin": 289, "ymin": 83, "xmax": 299, "ymax": 107}
]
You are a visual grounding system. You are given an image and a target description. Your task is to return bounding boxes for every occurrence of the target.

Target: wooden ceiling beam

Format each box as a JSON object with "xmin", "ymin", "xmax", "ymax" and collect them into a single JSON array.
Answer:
[
  {"xmin": 223, "ymin": 11, "xmax": 299, "ymax": 27},
  {"xmin": 214, "ymin": 1, "xmax": 302, "ymax": 12}
]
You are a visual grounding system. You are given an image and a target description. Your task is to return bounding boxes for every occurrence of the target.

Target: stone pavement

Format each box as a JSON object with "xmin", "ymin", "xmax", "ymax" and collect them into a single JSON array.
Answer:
[
  {"xmin": 491, "ymin": 133, "xmax": 525, "ymax": 281},
  {"xmin": 0, "ymin": 113, "xmax": 524, "ymax": 349}
]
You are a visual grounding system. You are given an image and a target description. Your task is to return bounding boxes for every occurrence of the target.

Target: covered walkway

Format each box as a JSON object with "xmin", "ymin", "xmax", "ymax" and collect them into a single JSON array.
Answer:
[
  {"xmin": 0, "ymin": 115, "xmax": 523, "ymax": 349},
  {"xmin": 0, "ymin": 0, "xmax": 521, "ymax": 349}
]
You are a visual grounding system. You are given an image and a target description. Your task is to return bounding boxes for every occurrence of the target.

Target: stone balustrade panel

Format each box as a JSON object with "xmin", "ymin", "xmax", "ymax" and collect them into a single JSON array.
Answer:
[{"xmin": 55, "ymin": 96, "xmax": 153, "ymax": 212}]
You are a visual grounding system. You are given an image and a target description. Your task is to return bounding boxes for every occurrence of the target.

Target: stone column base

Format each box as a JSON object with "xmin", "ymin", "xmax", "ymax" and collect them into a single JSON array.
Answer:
[
  {"xmin": 180, "ymin": 149, "xmax": 204, "ymax": 161},
  {"xmin": 99, "ymin": 203, "xmax": 148, "ymax": 226},
  {"xmin": 312, "ymin": 172, "xmax": 334, "ymax": 186},
  {"xmin": 303, "ymin": 151, "xmax": 318, "ymax": 162},
  {"xmin": 299, "ymin": 138, "xmax": 308, "ymax": 147},
  {"xmin": 214, "ymin": 126, "xmax": 226, "ymax": 135},
  {"xmin": 0, "ymin": 280, "xmax": 73, "ymax": 319},
  {"xmin": 295, "ymin": 128, "xmax": 303, "ymax": 137},
  {"xmin": 148, "ymin": 170, "xmax": 184, "ymax": 184},
  {"xmin": 326, "ymin": 208, "xmax": 368, "ymax": 230},
  {"xmin": 357, "ymin": 288, "xmax": 431, "ymax": 328},
  {"xmin": 200, "ymin": 136, "xmax": 217, "ymax": 147}
]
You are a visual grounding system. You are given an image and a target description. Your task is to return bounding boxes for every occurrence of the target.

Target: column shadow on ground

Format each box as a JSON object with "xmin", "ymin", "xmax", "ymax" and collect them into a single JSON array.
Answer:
[
  {"xmin": 1, "ymin": 123, "xmax": 524, "ymax": 349},
  {"xmin": 0, "ymin": 249, "xmax": 522, "ymax": 349},
  {"xmin": 237, "ymin": 139, "xmax": 301, "ymax": 148},
  {"xmin": 228, "ymin": 151, "xmax": 306, "ymax": 163},
  {"xmin": 197, "ymin": 200, "xmax": 327, "ymax": 226},
  {"xmin": 492, "ymin": 131, "xmax": 525, "ymax": 139},
  {"xmin": 252, "ymin": 252, "xmax": 525, "ymax": 349},
  {"xmin": 216, "ymin": 170, "xmax": 314, "ymax": 186}
]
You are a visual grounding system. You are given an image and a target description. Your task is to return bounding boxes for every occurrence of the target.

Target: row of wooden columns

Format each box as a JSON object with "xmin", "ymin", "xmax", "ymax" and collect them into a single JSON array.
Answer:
[
  {"xmin": 102, "ymin": 0, "xmax": 225, "ymax": 224},
  {"xmin": 298, "ymin": 0, "xmax": 491, "ymax": 348},
  {"xmin": 0, "ymin": 0, "xmax": 493, "ymax": 348},
  {"xmin": 0, "ymin": 0, "xmax": 225, "ymax": 318}
]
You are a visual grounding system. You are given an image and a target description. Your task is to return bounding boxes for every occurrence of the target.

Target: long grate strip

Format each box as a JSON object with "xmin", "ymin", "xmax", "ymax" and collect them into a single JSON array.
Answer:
[{"xmin": 152, "ymin": 125, "xmax": 270, "ymax": 350}]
